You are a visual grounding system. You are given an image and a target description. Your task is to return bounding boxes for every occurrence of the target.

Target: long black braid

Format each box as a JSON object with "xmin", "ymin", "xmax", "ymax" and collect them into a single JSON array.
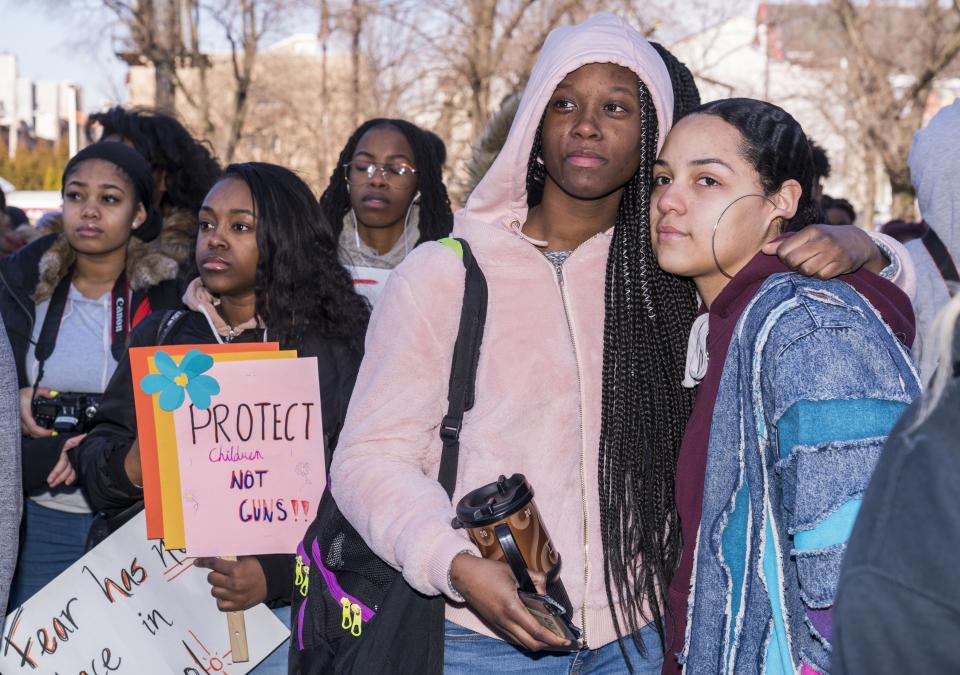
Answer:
[
  {"xmin": 650, "ymin": 42, "xmax": 702, "ymax": 123},
  {"xmin": 319, "ymin": 118, "xmax": 453, "ymax": 245},
  {"xmin": 596, "ymin": 80, "xmax": 698, "ymax": 664},
  {"xmin": 523, "ymin": 66, "xmax": 701, "ymax": 666}
]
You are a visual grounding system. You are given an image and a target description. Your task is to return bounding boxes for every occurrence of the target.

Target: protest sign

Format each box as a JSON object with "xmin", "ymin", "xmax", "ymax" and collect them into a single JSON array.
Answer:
[
  {"xmin": 130, "ymin": 343, "xmax": 282, "ymax": 540},
  {"xmin": 155, "ymin": 350, "xmax": 300, "ymax": 549},
  {"xmin": 169, "ymin": 356, "xmax": 324, "ymax": 557},
  {"xmin": 0, "ymin": 511, "xmax": 288, "ymax": 674}
]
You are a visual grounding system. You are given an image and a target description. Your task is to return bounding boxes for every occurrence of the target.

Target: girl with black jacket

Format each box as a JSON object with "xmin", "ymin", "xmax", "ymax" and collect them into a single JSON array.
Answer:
[
  {"xmin": 73, "ymin": 162, "xmax": 368, "ymax": 672},
  {"xmin": 0, "ymin": 142, "xmax": 184, "ymax": 607}
]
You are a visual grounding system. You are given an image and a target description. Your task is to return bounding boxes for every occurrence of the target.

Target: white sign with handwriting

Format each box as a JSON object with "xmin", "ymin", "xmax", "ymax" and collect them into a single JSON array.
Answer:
[{"xmin": 1, "ymin": 511, "xmax": 288, "ymax": 674}]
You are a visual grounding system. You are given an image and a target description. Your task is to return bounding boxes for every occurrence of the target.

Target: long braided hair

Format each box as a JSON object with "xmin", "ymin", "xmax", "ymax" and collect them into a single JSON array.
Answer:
[
  {"xmin": 319, "ymin": 119, "xmax": 453, "ymax": 245},
  {"xmin": 651, "ymin": 42, "xmax": 702, "ymax": 123},
  {"xmin": 525, "ymin": 55, "xmax": 703, "ymax": 664},
  {"xmin": 595, "ymin": 80, "xmax": 698, "ymax": 661}
]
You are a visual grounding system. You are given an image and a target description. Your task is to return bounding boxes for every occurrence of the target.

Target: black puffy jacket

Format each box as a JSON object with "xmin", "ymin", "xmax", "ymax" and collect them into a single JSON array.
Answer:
[{"xmin": 74, "ymin": 309, "xmax": 363, "ymax": 604}]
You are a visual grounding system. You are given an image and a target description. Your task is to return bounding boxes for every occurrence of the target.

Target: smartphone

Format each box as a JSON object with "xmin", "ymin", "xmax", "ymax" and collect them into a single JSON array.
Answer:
[{"xmin": 518, "ymin": 590, "xmax": 582, "ymax": 650}]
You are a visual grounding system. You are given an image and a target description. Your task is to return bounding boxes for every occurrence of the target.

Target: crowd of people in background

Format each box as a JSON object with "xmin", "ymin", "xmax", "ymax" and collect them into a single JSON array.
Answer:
[{"xmin": 0, "ymin": 11, "xmax": 958, "ymax": 675}]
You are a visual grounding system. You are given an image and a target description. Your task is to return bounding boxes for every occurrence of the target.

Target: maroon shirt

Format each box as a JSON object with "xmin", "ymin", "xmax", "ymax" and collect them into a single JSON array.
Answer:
[{"xmin": 662, "ymin": 249, "xmax": 914, "ymax": 673}]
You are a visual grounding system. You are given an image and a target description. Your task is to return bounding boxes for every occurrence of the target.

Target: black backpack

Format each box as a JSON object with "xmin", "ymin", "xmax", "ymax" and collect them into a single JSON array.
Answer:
[{"xmin": 289, "ymin": 237, "xmax": 487, "ymax": 675}]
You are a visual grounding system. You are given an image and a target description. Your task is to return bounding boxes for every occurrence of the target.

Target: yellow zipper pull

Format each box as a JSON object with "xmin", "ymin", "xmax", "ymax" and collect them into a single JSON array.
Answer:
[
  {"xmin": 350, "ymin": 603, "xmax": 362, "ymax": 637},
  {"xmin": 294, "ymin": 556, "xmax": 309, "ymax": 596},
  {"xmin": 340, "ymin": 597, "xmax": 352, "ymax": 630},
  {"xmin": 295, "ymin": 556, "xmax": 305, "ymax": 587},
  {"xmin": 300, "ymin": 565, "xmax": 310, "ymax": 597}
]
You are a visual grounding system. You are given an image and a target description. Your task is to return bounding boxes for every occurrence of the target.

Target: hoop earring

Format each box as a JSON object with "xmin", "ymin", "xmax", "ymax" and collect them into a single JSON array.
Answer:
[{"xmin": 712, "ymin": 193, "xmax": 779, "ymax": 279}]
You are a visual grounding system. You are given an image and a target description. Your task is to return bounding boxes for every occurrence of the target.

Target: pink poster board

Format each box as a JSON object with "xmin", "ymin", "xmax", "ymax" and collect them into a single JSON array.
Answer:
[{"xmin": 169, "ymin": 356, "xmax": 325, "ymax": 556}]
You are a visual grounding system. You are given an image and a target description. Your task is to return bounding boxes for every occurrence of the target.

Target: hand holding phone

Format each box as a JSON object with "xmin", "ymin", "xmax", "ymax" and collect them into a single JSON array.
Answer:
[{"xmin": 518, "ymin": 590, "xmax": 581, "ymax": 649}]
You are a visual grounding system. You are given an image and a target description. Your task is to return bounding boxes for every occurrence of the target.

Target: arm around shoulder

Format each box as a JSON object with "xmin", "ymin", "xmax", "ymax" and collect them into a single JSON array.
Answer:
[{"xmin": 868, "ymin": 231, "xmax": 916, "ymax": 301}]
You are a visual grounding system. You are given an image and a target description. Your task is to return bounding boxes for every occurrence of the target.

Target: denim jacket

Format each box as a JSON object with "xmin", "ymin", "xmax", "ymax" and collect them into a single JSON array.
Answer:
[{"xmin": 682, "ymin": 273, "xmax": 920, "ymax": 675}]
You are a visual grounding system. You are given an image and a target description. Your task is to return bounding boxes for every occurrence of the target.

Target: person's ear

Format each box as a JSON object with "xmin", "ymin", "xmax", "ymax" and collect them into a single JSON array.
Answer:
[
  {"xmin": 771, "ymin": 179, "xmax": 802, "ymax": 223},
  {"xmin": 131, "ymin": 203, "xmax": 148, "ymax": 230}
]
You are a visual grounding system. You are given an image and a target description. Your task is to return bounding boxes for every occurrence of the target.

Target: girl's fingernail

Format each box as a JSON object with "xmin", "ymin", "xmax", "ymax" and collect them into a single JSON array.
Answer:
[{"xmin": 51, "ymin": 431, "xmax": 59, "ymax": 437}]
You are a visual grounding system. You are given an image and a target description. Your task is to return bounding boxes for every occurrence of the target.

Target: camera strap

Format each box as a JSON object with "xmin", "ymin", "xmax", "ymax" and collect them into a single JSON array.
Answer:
[
  {"xmin": 33, "ymin": 269, "xmax": 129, "ymax": 389},
  {"xmin": 436, "ymin": 238, "xmax": 488, "ymax": 499}
]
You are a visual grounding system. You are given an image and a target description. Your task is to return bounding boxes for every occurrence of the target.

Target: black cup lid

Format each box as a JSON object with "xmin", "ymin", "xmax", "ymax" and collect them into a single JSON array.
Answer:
[{"xmin": 455, "ymin": 473, "xmax": 533, "ymax": 526}]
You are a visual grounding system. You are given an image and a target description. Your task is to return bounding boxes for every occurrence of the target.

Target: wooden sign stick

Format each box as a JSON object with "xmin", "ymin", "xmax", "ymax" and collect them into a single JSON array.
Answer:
[{"xmin": 222, "ymin": 555, "xmax": 250, "ymax": 663}]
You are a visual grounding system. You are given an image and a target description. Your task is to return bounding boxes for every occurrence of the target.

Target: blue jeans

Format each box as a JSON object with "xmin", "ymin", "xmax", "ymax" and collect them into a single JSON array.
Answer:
[
  {"xmin": 9, "ymin": 500, "xmax": 95, "ymax": 608},
  {"xmin": 443, "ymin": 619, "xmax": 663, "ymax": 674},
  {"xmin": 252, "ymin": 605, "xmax": 290, "ymax": 673}
]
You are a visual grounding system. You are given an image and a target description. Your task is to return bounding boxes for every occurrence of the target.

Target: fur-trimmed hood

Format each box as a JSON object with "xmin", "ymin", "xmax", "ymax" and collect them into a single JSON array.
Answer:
[{"xmin": 30, "ymin": 208, "xmax": 196, "ymax": 302}]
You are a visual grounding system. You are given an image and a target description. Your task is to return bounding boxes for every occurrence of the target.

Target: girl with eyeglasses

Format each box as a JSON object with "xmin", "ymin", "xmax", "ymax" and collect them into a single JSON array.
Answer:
[{"xmin": 319, "ymin": 119, "xmax": 454, "ymax": 305}]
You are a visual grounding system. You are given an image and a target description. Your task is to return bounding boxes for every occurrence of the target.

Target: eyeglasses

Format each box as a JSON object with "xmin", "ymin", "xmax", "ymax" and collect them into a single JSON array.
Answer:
[{"xmin": 344, "ymin": 160, "xmax": 418, "ymax": 188}]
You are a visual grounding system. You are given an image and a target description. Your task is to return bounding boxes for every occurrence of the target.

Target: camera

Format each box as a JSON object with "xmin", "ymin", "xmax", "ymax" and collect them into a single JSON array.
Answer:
[{"xmin": 32, "ymin": 392, "xmax": 102, "ymax": 433}]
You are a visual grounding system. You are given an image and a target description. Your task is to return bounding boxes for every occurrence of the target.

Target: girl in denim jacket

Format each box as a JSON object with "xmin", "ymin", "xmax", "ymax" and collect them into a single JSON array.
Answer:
[{"xmin": 650, "ymin": 98, "xmax": 920, "ymax": 674}]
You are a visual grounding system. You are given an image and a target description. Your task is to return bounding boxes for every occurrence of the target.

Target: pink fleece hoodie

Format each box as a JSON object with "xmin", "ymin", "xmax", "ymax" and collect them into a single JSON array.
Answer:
[{"xmin": 329, "ymin": 13, "xmax": 674, "ymax": 649}]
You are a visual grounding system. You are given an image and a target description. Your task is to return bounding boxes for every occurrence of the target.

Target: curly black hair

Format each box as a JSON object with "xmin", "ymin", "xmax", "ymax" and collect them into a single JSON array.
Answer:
[
  {"xmin": 222, "ymin": 162, "xmax": 369, "ymax": 350},
  {"xmin": 319, "ymin": 119, "xmax": 453, "ymax": 246},
  {"xmin": 87, "ymin": 107, "xmax": 221, "ymax": 216}
]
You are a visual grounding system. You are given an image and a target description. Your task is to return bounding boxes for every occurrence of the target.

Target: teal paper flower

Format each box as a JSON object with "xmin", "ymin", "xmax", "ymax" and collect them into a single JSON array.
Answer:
[{"xmin": 140, "ymin": 350, "xmax": 220, "ymax": 411}]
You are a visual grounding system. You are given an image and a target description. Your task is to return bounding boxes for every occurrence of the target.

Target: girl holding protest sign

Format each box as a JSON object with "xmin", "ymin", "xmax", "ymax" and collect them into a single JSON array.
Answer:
[
  {"xmin": 321, "ymin": 118, "xmax": 453, "ymax": 305},
  {"xmin": 0, "ymin": 142, "xmax": 184, "ymax": 608},
  {"xmin": 74, "ymin": 162, "xmax": 368, "ymax": 673}
]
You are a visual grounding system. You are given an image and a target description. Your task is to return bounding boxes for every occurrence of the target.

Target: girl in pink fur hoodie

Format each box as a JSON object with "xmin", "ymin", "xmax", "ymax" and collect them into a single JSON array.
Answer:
[{"xmin": 329, "ymin": 13, "xmax": 902, "ymax": 674}]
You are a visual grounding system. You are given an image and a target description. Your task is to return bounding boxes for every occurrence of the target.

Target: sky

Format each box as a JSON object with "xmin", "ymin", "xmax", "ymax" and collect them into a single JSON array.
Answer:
[
  {"xmin": 0, "ymin": 0, "xmax": 323, "ymax": 113},
  {"xmin": 0, "ymin": 0, "xmax": 129, "ymax": 111},
  {"xmin": 0, "ymin": 0, "xmax": 753, "ymax": 115}
]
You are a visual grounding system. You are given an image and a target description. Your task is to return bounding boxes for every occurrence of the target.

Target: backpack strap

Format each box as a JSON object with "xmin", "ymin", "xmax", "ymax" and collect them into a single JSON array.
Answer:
[
  {"xmin": 155, "ymin": 309, "xmax": 189, "ymax": 346},
  {"xmin": 921, "ymin": 227, "xmax": 960, "ymax": 285},
  {"xmin": 436, "ymin": 237, "xmax": 488, "ymax": 499}
]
